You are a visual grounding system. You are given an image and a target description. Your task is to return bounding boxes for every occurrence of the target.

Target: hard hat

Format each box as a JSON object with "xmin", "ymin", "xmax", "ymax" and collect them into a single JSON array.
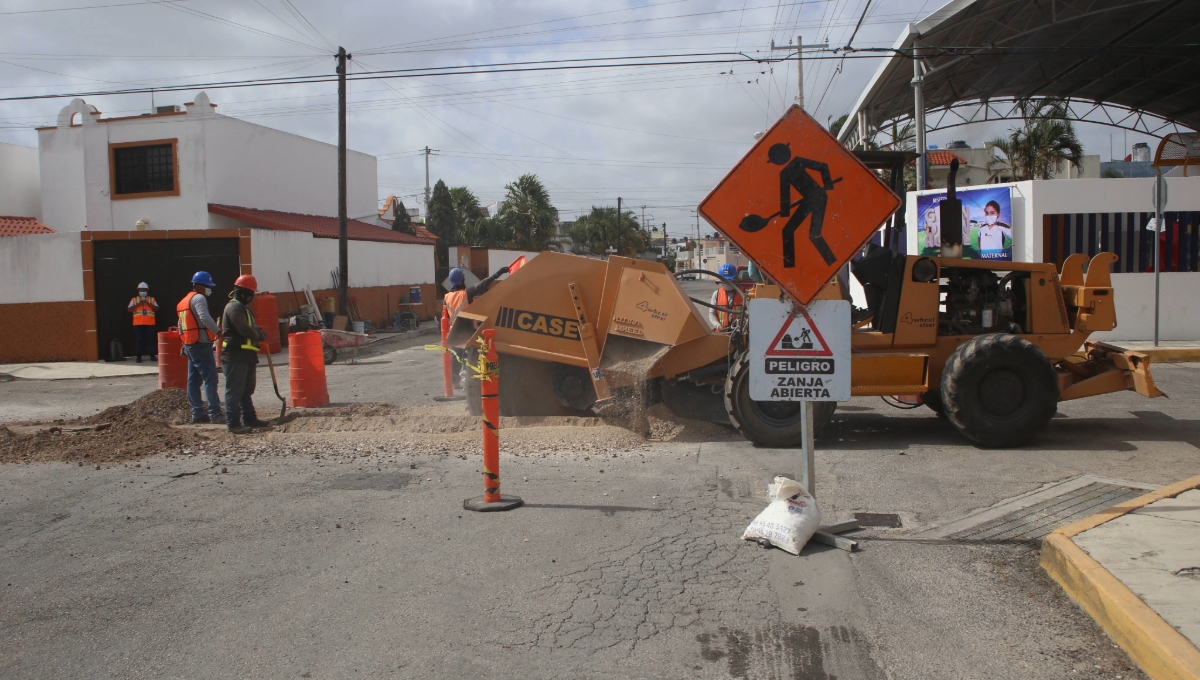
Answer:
[
  {"xmin": 191, "ymin": 271, "xmax": 216, "ymax": 287},
  {"xmin": 137, "ymin": 281, "xmax": 149, "ymax": 290},
  {"xmin": 718, "ymin": 263, "xmax": 737, "ymax": 280},
  {"xmin": 448, "ymin": 268, "xmax": 465, "ymax": 287},
  {"xmin": 233, "ymin": 274, "xmax": 258, "ymax": 293}
]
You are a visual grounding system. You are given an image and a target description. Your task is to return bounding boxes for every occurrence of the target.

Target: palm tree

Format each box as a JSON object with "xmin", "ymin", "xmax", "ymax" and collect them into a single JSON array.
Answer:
[
  {"xmin": 568, "ymin": 206, "xmax": 646, "ymax": 257},
  {"xmin": 497, "ymin": 174, "xmax": 557, "ymax": 250},
  {"xmin": 989, "ymin": 98, "xmax": 1084, "ymax": 180},
  {"xmin": 448, "ymin": 186, "xmax": 484, "ymax": 244}
]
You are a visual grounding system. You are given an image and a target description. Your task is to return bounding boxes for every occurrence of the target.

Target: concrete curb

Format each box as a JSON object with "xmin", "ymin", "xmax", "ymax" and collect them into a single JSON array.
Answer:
[
  {"xmin": 1040, "ymin": 474, "xmax": 1200, "ymax": 680},
  {"xmin": 1142, "ymin": 348, "xmax": 1200, "ymax": 364}
]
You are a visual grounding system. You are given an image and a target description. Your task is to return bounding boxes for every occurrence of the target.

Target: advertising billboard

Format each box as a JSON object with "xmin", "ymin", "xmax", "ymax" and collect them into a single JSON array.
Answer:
[{"xmin": 916, "ymin": 185, "xmax": 1014, "ymax": 261}]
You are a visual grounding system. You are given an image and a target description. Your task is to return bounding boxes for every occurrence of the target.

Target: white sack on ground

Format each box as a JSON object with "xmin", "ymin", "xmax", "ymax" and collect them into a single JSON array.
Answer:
[{"xmin": 741, "ymin": 476, "xmax": 821, "ymax": 555}]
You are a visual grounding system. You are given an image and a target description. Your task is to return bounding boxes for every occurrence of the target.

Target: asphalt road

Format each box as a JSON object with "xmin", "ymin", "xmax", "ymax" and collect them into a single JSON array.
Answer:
[{"xmin": 3, "ymin": 341, "xmax": 1196, "ymax": 678}]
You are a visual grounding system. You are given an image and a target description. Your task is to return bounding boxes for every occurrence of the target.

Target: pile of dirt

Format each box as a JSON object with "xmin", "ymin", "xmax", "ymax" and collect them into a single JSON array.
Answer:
[
  {"xmin": 276, "ymin": 400, "xmax": 736, "ymax": 453},
  {"xmin": 0, "ymin": 389, "xmax": 208, "ymax": 464}
]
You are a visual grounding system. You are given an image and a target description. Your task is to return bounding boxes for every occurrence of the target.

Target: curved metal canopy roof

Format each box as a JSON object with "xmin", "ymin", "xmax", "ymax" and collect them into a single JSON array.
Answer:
[{"xmin": 836, "ymin": 0, "xmax": 1199, "ymax": 147}]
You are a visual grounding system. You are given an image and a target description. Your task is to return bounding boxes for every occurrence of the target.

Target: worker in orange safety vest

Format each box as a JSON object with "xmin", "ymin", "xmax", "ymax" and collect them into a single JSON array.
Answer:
[
  {"xmin": 443, "ymin": 264, "xmax": 509, "ymax": 386},
  {"xmin": 127, "ymin": 281, "xmax": 159, "ymax": 363},
  {"xmin": 176, "ymin": 271, "xmax": 223, "ymax": 424},
  {"xmin": 708, "ymin": 263, "xmax": 744, "ymax": 330}
]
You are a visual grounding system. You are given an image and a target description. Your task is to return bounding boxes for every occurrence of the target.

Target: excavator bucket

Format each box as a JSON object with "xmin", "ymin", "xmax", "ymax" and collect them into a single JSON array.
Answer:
[{"xmin": 446, "ymin": 252, "xmax": 728, "ymax": 416}]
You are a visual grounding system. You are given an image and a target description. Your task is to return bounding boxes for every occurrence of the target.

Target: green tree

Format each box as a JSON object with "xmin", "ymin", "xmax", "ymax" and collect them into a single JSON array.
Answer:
[
  {"xmin": 389, "ymin": 198, "xmax": 414, "ymax": 235},
  {"xmin": 830, "ymin": 114, "xmax": 848, "ymax": 137},
  {"xmin": 568, "ymin": 206, "xmax": 646, "ymax": 257},
  {"xmin": 426, "ymin": 180, "xmax": 456, "ymax": 266},
  {"xmin": 496, "ymin": 174, "xmax": 557, "ymax": 250},
  {"xmin": 989, "ymin": 98, "xmax": 1084, "ymax": 181},
  {"xmin": 449, "ymin": 186, "xmax": 483, "ymax": 242}
]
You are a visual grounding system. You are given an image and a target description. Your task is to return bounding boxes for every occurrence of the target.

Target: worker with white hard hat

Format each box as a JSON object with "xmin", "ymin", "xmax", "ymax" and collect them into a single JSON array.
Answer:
[{"xmin": 127, "ymin": 281, "xmax": 159, "ymax": 363}]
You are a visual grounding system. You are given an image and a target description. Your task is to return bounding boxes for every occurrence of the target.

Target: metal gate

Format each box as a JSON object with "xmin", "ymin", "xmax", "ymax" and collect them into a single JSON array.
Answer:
[{"xmin": 94, "ymin": 238, "xmax": 241, "ymax": 359}]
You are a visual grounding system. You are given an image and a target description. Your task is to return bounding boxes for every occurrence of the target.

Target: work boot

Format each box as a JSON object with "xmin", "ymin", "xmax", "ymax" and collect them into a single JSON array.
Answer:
[
  {"xmin": 150, "ymin": 354, "xmax": 157, "ymax": 361},
  {"xmin": 191, "ymin": 413, "xmax": 211, "ymax": 425},
  {"xmin": 227, "ymin": 425, "xmax": 251, "ymax": 435},
  {"xmin": 136, "ymin": 356, "xmax": 142, "ymax": 363},
  {"xmin": 244, "ymin": 418, "xmax": 271, "ymax": 428}
]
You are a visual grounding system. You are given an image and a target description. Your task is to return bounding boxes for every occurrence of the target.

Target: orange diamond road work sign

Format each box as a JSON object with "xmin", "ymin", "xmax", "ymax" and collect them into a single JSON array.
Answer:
[{"xmin": 697, "ymin": 105, "xmax": 901, "ymax": 305}]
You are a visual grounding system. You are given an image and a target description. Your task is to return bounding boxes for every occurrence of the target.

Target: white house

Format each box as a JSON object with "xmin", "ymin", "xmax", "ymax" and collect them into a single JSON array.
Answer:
[
  {"xmin": 0, "ymin": 92, "xmax": 438, "ymax": 363},
  {"xmin": 0, "ymin": 141, "xmax": 41, "ymax": 219}
]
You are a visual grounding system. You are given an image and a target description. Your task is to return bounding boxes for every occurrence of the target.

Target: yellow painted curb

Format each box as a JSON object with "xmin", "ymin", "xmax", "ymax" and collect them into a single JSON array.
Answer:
[
  {"xmin": 1142, "ymin": 348, "xmax": 1200, "ymax": 364},
  {"xmin": 1040, "ymin": 474, "xmax": 1200, "ymax": 680}
]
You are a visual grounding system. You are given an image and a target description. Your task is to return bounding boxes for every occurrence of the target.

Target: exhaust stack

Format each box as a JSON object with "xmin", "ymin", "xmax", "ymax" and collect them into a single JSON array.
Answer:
[{"xmin": 940, "ymin": 157, "xmax": 963, "ymax": 259}]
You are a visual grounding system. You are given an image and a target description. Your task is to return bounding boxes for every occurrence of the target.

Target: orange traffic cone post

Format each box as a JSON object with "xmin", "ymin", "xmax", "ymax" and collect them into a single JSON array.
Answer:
[{"xmin": 463, "ymin": 329, "xmax": 522, "ymax": 512}]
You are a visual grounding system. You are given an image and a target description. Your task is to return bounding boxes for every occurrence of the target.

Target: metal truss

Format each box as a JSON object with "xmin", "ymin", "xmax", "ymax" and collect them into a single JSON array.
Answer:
[{"xmin": 865, "ymin": 97, "xmax": 1192, "ymax": 148}]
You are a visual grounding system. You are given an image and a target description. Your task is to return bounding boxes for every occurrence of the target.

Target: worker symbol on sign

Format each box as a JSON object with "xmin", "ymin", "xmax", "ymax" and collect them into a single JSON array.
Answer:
[
  {"xmin": 780, "ymin": 328, "xmax": 813, "ymax": 350},
  {"xmin": 739, "ymin": 143, "xmax": 842, "ymax": 268}
]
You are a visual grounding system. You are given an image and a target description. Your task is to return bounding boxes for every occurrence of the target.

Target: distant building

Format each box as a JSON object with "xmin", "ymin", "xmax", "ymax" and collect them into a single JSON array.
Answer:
[{"xmin": 924, "ymin": 142, "xmax": 1100, "ymax": 188}]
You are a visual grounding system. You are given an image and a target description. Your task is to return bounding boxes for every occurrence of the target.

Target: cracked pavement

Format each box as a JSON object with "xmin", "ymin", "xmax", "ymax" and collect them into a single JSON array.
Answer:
[{"xmin": 2, "ymin": 356, "xmax": 1197, "ymax": 677}]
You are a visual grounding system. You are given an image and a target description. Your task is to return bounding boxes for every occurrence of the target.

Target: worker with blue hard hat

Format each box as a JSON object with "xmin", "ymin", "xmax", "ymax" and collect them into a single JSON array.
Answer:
[
  {"xmin": 443, "ymin": 263, "xmax": 511, "ymax": 388},
  {"xmin": 708, "ymin": 263, "xmax": 744, "ymax": 330},
  {"xmin": 176, "ymin": 271, "xmax": 223, "ymax": 424}
]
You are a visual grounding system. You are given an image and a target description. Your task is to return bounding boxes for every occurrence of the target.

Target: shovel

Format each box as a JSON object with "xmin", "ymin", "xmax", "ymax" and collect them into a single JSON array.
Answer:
[{"xmin": 264, "ymin": 345, "xmax": 287, "ymax": 420}]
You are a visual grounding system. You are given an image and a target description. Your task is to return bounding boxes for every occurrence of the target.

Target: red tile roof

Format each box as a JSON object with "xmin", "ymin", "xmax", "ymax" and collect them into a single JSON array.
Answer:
[
  {"xmin": 925, "ymin": 150, "xmax": 964, "ymax": 166},
  {"xmin": 0, "ymin": 216, "xmax": 55, "ymax": 237},
  {"xmin": 207, "ymin": 204, "xmax": 438, "ymax": 245}
]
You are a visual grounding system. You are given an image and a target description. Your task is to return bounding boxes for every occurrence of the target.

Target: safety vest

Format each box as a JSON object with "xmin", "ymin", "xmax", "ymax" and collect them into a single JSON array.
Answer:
[
  {"xmin": 130, "ymin": 297, "xmax": 156, "ymax": 326},
  {"xmin": 443, "ymin": 289, "xmax": 469, "ymax": 323},
  {"xmin": 716, "ymin": 287, "xmax": 743, "ymax": 329},
  {"xmin": 176, "ymin": 292, "xmax": 215, "ymax": 345},
  {"xmin": 221, "ymin": 304, "xmax": 260, "ymax": 355}
]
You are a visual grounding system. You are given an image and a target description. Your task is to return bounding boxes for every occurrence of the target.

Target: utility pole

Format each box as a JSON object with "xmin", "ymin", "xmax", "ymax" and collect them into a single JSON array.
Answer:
[
  {"xmin": 422, "ymin": 146, "xmax": 433, "ymax": 221},
  {"xmin": 769, "ymin": 36, "xmax": 827, "ymax": 110},
  {"xmin": 615, "ymin": 196, "xmax": 622, "ymax": 256},
  {"xmin": 336, "ymin": 46, "xmax": 350, "ymax": 316}
]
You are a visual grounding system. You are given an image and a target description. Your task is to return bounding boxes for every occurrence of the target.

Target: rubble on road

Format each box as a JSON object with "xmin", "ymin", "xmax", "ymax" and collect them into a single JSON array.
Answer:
[{"xmin": 0, "ymin": 390, "xmax": 738, "ymax": 465}]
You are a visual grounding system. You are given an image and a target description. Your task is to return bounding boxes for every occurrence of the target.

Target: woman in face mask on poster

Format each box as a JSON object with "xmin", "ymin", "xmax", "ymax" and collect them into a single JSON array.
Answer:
[{"xmin": 976, "ymin": 200, "xmax": 1012, "ymax": 255}]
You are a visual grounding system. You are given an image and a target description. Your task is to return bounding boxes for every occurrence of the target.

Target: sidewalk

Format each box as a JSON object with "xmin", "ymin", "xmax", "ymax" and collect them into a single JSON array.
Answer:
[
  {"xmin": 1111, "ymin": 341, "xmax": 1200, "ymax": 363},
  {"xmin": 0, "ymin": 325, "xmax": 439, "ymax": 381},
  {"xmin": 0, "ymin": 361, "xmax": 160, "ymax": 381},
  {"xmin": 1041, "ymin": 474, "xmax": 1200, "ymax": 680}
]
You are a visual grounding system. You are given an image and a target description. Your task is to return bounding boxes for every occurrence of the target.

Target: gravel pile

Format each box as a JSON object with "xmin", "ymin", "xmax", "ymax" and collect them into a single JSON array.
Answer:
[
  {"xmin": 1, "ymin": 390, "xmax": 738, "ymax": 466},
  {"xmin": 1, "ymin": 389, "xmax": 208, "ymax": 465}
]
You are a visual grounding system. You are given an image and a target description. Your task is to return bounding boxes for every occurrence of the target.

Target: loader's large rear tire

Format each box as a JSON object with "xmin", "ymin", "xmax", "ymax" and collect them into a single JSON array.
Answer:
[
  {"xmin": 940, "ymin": 334, "xmax": 1058, "ymax": 448},
  {"xmin": 724, "ymin": 354, "xmax": 836, "ymax": 447}
]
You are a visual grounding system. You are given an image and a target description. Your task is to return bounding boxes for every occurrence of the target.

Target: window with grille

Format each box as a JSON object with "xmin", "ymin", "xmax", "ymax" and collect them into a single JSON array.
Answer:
[{"xmin": 110, "ymin": 140, "xmax": 177, "ymax": 197}]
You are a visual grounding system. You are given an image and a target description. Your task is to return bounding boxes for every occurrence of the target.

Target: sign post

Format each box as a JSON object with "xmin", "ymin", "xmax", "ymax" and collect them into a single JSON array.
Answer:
[{"xmin": 748, "ymin": 297, "xmax": 851, "ymax": 496}]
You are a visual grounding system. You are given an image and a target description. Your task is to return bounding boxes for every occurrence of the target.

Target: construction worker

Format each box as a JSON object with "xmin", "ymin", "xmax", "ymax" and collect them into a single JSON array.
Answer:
[
  {"xmin": 177, "ymin": 271, "xmax": 222, "ymax": 424},
  {"xmin": 444, "ymin": 265, "xmax": 509, "ymax": 386},
  {"xmin": 127, "ymin": 282, "xmax": 158, "ymax": 363},
  {"xmin": 708, "ymin": 263, "xmax": 743, "ymax": 330},
  {"xmin": 220, "ymin": 275, "xmax": 269, "ymax": 434}
]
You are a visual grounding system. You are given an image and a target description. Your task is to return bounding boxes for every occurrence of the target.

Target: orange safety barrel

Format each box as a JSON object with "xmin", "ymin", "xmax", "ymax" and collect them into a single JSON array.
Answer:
[
  {"xmin": 157, "ymin": 328, "xmax": 187, "ymax": 389},
  {"xmin": 287, "ymin": 330, "xmax": 329, "ymax": 408},
  {"xmin": 251, "ymin": 292, "xmax": 281, "ymax": 354}
]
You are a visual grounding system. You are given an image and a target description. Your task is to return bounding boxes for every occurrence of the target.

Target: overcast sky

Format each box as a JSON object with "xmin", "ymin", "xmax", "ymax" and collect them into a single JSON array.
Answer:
[{"xmin": 0, "ymin": 0, "xmax": 1163, "ymax": 232}]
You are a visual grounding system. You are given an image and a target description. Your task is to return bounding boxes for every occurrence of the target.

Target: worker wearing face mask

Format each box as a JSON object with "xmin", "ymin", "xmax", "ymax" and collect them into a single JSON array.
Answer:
[
  {"xmin": 220, "ymin": 275, "xmax": 269, "ymax": 434},
  {"xmin": 977, "ymin": 200, "xmax": 1013, "ymax": 255},
  {"xmin": 127, "ymin": 282, "xmax": 158, "ymax": 363},
  {"xmin": 177, "ymin": 272, "xmax": 222, "ymax": 424}
]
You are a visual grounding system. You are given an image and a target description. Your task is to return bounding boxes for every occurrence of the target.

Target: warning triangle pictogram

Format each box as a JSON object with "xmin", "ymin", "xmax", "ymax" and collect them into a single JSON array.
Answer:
[{"xmin": 765, "ymin": 307, "xmax": 832, "ymax": 357}]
